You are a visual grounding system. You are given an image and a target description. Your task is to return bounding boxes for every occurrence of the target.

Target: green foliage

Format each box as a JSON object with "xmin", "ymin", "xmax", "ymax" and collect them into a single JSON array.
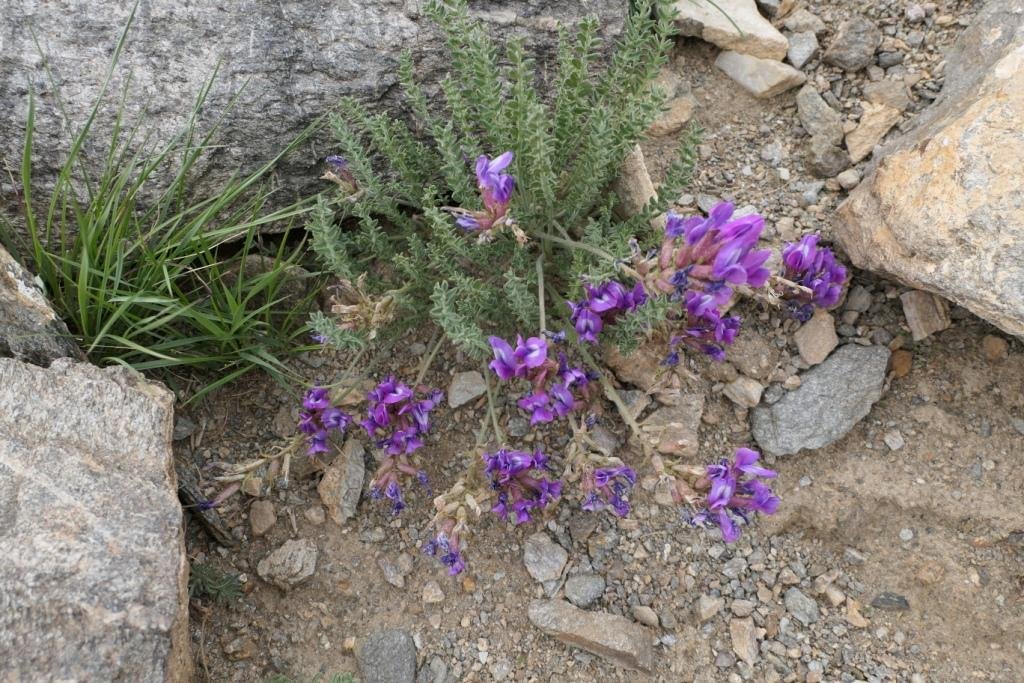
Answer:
[
  {"xmin": 310, "ymin": 0, "xmax": 696, "ymax": 355},
  {"xmin": 1, "ymin": 11, "xmax": 319, "ymax": 402},
  {"xmin": 188, "ymin": 562, "xmax": 241, "ymax": 604}
]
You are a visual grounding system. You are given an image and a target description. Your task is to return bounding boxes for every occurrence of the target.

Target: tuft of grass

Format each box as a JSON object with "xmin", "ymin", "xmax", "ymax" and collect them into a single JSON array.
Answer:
[
  {"xmin": 188, "ymin": 562, "xmax": 242, "ymax": 604},
  {"xmin": 0, "ymin": 5, "xmax": 321, "ymax": 402}
]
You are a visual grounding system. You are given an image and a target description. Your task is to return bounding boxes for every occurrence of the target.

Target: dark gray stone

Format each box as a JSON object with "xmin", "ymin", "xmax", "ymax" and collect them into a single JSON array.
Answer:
[
  {"xmin": 0, "ymin": 1, "xmax": 628, "ymax": 203},
  {"xmin": 751, "ymin": 344, "xmax": 890, "ymax": 455},
  {"xmin": 796, "ymin": 85, "xmax": 843, "ymax": 145},
  {"xmin": 784, "ymin": 588, "xmax": 820, "ymax": 625},
  {"xmin": 787, "ymin": 31, "xmax": 819, "ymax": 70},
  {"xmin": 806, "ymin": 134, "xmax": 851, "ymax": 178},
  {"xmin": 357, "ymin": 628, "xmax": 417, "ymax": 683},
  {"xmin": 565, "ymin": 573, "xmax": 607, "ymax": 608},
  {"xmin": 0, "ymin": 244, "xmax": 83, "ymax": 365},
  {"xmin": 0, "ymin": 358, "xmax": 190, "ymax": 681},
  {"xmin": 871, "ymin": 592, "xmax": 910, "ymax": 611},
  {"xmin": 824, "ymin": 16, "xmax": 882, "ymax": 71}
]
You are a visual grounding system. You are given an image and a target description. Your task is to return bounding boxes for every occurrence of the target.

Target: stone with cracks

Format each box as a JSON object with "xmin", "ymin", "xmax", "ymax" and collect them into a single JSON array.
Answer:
[
  {"xmin": 257, "ymin": 538, "xmax": 318, "ymax": 590},
  {"xmin": 837, "ymin": 0, "xmax": 1024, "ymax": 338},
  {"xmin": 528, "ymin": 599, "xmax": 655, "ymax": 672},
  {"xmin": 0, "ymin": 244, "xmax": 84, "ymax": 365},
  {"xmin": 0, "ymin": 0, "xmax": 628, "ymax": 203},
  {"xmin": 751, "ymin": 344, "xmax": 890, "ymax": 455},
  {"xmin": 318, "ymin": 438, "xmax": 366, "ymax": 526},
  {"xmin": 0, "ymin": 358, "xmax": 190, "ymax": 681},
  {"xmin": 845, "ymin": 101, "xmax": 902, "ymax": 163},
  {"xmin": 674, "ymin": 0, "xmax": 789, "ymax": 60},
  {"xmin": 641, "ymin": 393, "xmax": 705, "ymax": 456},
  {"xmin": 523, "ymin": 532, "xmax": 568, "ymax": 583},
  {"xmin": 824, "ymin": 16, "xmax": 882, "ymax": 72},
  {"xmin": 357, "ymin": 628, "xmax": 417, "ymax": 683},
  {"xmin": 612, "ymin": 144, "xmax": 656, "ymax": 218},
  {"xmin": 796, "ymin": 85, "xmax": 843, "ymax": 145},
  {"xmin": 787, "ymin": 31, "xmax": 820, "ymax": 70},
  {"xmin": 900, "ymin": 290, "xmax": 951, "ymax": 341},
  {"xmin": 448, "ymin": 370, "xmax": 487, "ymax": 408},
  {"xmin": 715, "ymin": 51, "xmax": 807, "ymax": 99}
]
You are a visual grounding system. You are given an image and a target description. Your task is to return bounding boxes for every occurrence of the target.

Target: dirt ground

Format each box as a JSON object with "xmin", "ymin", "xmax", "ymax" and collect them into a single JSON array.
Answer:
[{"xmin": 180, "ymin": 2, "xmax": 1024, "ymax": 681}]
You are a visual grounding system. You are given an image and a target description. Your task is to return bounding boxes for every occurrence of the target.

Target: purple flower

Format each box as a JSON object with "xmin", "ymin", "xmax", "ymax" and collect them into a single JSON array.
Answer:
[
  {"xmin": 454, "ymin": 151, "xmax": 516, "ymax": 235},
  {"xmin": 518, "ymin": 391, "xmax": 555, "ymax": 425},
  {"xmin": 781, "ymin": 234, "xmax": 848, "ymax": 310},
  {"xmin": 303, "ymin": 386, "xmax": 330, "ymax": 410},
  {"xmin": 582, "ymin": 465, "xmax": 637, "ymax": 518},
  {"xmin": 488, "ymin": 335, "xmax": 521, "ymax": 380},
  {"xmin": 384, "ymin": 480, "xmax": 405, "ymax": 514},
  {"xmin": 297, "ymin": 385, "xmax": 352, "ymax": 455},
  {"xmin": 513, "ymin": 335, "xmax": 548, "ymax": 369},
  {"xmin": 484, "ymin": 448, "xmax": 562, "ymax": 525},
  {"xmin": 363, "ymin": 377, "xmax": 442, "ymax": 457},
  {"xmin": 488, "ymin": 334, "xmax": 591, "ymax": 423},
  {"xmin": 308, "ymin": 430, "xmax": 330, "ymax": 456},
  {"xmin": 691, "ymin": 447, "xmax": 779, "ymax": 543},
  {"xmin": 569, "ymin": 279, "xmax": 648, "ymax": 345},
  {"xmin": 475, "ymin": 151, "xmax": 514, "ymax": 193},
  {"xmin": 425, "ymin": 529, "xmax": 468, "ymax": 576},
  {"xmin": 321, "ymin": 407, "xmax": 351, "ymax": 431}
]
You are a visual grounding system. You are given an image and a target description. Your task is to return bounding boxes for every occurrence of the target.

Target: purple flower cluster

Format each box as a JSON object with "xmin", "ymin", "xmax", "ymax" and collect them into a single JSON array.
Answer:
[
  {"xmin": 324, "ymin": 154, "xmax": 358, "ymax": 189},
  {"xmin": 780, "ymin": 234, "xmax": 848, "ymax": 321},
  {"xmin": 488, "ymin": 335, "xmax": 592, "ymax": 424},
  {"xmin": 581, "ymin": 465, "xmax": 637, "ymax": 517},
  {"xmin": 455, "ymin": 151, "xmax": 515, "ymax": 234},
  {"xmin": 568, "ymin": 280, "xmax": 648, "ymax": 343},
  {"xmin": 423, "ymin": 520, "xmax": 466, "ymax": 575},
  {"xmin": 691, "ymin": 448, "xmax": 780, "ymax": 543},
  {"xmin": 484, "ymin": 448, "xmax": 562, "ymax": 524},
  {"xmin": 638, "ymin": 202, "xmax": 772, "ymax": 363},
  {"xmin": 360, "ymin": 376, "xmax": 444, "ymax": 455},
  {"xmin": 298, "ymin": 386, "xmax": 353, "ymax": 456}
]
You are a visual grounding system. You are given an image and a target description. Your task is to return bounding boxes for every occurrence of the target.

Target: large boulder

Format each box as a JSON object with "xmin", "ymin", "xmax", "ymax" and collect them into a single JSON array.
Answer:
[
  {"xmin": 0, "ymin": 359, "xmax": 190, "ymax": 681},
  {"xmin": 1, "ymin": 243, "xmax": 83, "ymax": 365},
  {"xmin": 836, "ymin": 0, "xmax": 1024, "ymax": 337},
  {"xmin": 0, "ymin": 0, "xmax": 628, "ymax": 203}
]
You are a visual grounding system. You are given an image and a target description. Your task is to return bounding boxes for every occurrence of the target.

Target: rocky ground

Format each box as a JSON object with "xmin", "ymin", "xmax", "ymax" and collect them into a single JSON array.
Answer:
[{"xmin": 181, "ymin": 2, "xmax": 1024, "ymax": 682}]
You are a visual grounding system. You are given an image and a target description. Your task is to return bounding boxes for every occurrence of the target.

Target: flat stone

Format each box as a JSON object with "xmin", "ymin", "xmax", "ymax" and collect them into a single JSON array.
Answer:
[
  {"xmin": 631, "ymin": 604, "xmax": 660, "ymax": 628},
  {"xmin": 807, "ymin": 134, "xmax": 851, "ymax": 178},
  {"xmin": 641, "ymin": 394, "xmax": 705, "ymax": 457},
  {"xmin": 674, "ymin": 0, "xmax": 789, "ymax": 60},
  {"xmin": 846, "ymin": 101, "xmax": 902, "ymax": 163},
  {"xmin": 357, "ymin": 629, "xmax": 417, "ymax": 683},
  {"xmin": 648, "ymin": 93, "xmax": 697, "ymax": 137},
  {"xmin": 783, "ymin": 9, "xmax": 826, "ymax": 35},
  {"xmin": 613, "ymin": 144, "xmax": 656, "ymax": 218},
  {"xmin": 697, "ymin": 594, "xmax": 724, "ymax": 622},
  {"xmin": 837, "ymin": 0, "xmax": 1024, "ymax": 337},
  {"xmin": 528, "ymin": 599, "xmax": 655, "ymax": 672},
  {"xmin": 871, "ymin": 592, "xmax": 910, "ymax": 611},
  {"xmin": 751, "ymin": 344, "xmax": 890, "ymax": 455},
  {"xmin": 730, "ymin": 599, "xmax": 756, "ymax": 617},
  {"xmin": 257, "ymin": 538, "xmax": 317, "ymax": 590},
  {"xmin": 565, "ymin": 574, "xmax": 606, "ymax": 608},
  {"xmin": 793, "ymin": 310, "xmax": 838, "ymax": 366},
  {"xmin": 317, "ymin": 438, "xmax": 365, "ymax": 525},
  {"xmin": 796, "ymin": 85, "xmax": 843, "ymax": 145},
  {"xmin": 0, "ymin": 244, "xmax": 84, "ymax": 365},
  {"xmin": 724, "ymin": 376, "xmax": 764, "ymax": 408},
  {"xmin": 728, "ymin": 332, "xmax": 779, "ymax": 380},
  {"xmin": 900, "ymin": 290, "xmax": 951, "ymax": 341},
  {"xmin": 863, "ymin": 80, "xmax": 911, "ymax": 112},
  {"xmin": 824, "ymin": 16, "xmax": 882, "ymax": 72},
  {"xmin": 422, "ymin": 580, "xmax": 445, "ymax": 604},
  {"xmin": 715, "ymin": 51, "xmax": 806, "ymax": 99},
  {"xmin": 0, "ymin": 358, "xmax": 190, "ymax": 681},
  {"xmin": 249, "ymin": 500, "xmax": 278, "ymax": 536},
  {"xmin": 730, "ymin": 617, "xmax": 759, "ymax": 665},
  {"xmin": 379, "ymin": 557, "xmax": 407, "ymax": 589},
  {"xmin": 787, "ymin": 31, "xmax": 819, "ymax": 69},
  {"xmin": 784, "ymin": 588, "xmax": 820, "ymax": 625},
  {"xmin": 448, "ymin": 370, "xmax": 486, "ymax": 408},
  {"xmin": 523, "ymin": 532, "xmax": 568, "ymax": 583}
]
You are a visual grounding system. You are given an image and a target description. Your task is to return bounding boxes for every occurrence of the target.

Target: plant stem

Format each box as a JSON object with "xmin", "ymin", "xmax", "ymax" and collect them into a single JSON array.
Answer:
[
  {"xmin": 538, "ymin": 231, "xmax": 617, "ymax": 262},
  {"xmin": 535, "ymin": 254, "xmax": 546, "ymax": 335},
  {"xmin": 415, "ymin": 330, "xmax": 444, "ymax": 385},
  {"xmin": 483, "ymin": 364, "xmax": 505, "ymax": 445},
  {"xmin": 572, "ymin": 341, "xmax": 646, "ymax": 450}
]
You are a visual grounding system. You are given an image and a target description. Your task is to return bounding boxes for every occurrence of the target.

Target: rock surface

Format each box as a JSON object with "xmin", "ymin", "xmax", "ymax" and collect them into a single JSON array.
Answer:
[
  {"xmin": 793, "ymin": 310, "xmax": 838, "ymax": 365},
  {"xmin": 565, "ymin": 574, "xmax": 606, "ymax": 608},
  {"xmin": 751, "ymin": 344, "xmax": 890, "ymax": 455},
  {"xmin": 357, "ymin": 628, "xmax": 417, "ymax": 683},
  {"xmin": 528, "ymin": 599, "xmax": 655, "ymax": 672},
  {"xmin": 612, "ymin": 144, "xmax": 656, "ymax": 217},
  {"xmin": 674, "ymin": 0, "xmax": 789, "ymax": 60},
  {"xmin": 900, "ymin": 290, "xmax": 951, "ymax": 341},
  {"xmin": 257, "ymin": 538, "xmax": 318, "ymax": 590},
  {"xmin": 845, "ymin": 101, "xmax": 902, "ymax": 163},
  {"xmin": 796, "ymin": 85, "xmax": 843, "ymax": 145},
  {"xmin": 317, "ymin": 438, "xmax": 366, "ymax": 525},
  {"xmin": 0, "ymin": 244, "xmax": 84, "ymax": 365},
  {"xmin": 0, "ymin": 358, "xmax": 190, "ymax": 681},
  {"xmin": 824, "ymin": 16, "xmax": 882, "ymax": 71},
  {"xmin": 0, "ymin": 0, "xmax": 628, "ymax": 201},
  {"xmin": 836, "ymin": 0, "xmax": 1024, "ymax": 337},
  {"xmin": 523, "ymin": 532, "xmax": 568, "ymax": 583},
  {"xmin": 641, "ymin": 393, "xmax": 705, "ymax": 456},
  {"xmin": 714, "ymin": 51, "xmax": 807, "ymax": 98}
]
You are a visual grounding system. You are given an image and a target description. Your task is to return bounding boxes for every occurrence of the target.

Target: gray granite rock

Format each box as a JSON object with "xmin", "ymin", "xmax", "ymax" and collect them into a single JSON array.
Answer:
[
  {"xmin": 524, "ymin": 532, "xmax": 568, "ymax": 583},
  {"xmin": 528, "ymin": 599, "xmax": 655, "ymax": 672},
  {"xmin": 357, "ymin": 628, "xmax": 417, "ymax": 683},
  {"xmin": 0, "ymin": 244, "xmax": 83, "ymax": 365},
  {"xmin": 0, "ymin": 0, "xmax": 628, "ymax": 202},
  {"xmin": 448, "ymin": 370, "xmax": 486, "ymax": 408},
  {"xmin": 796, "ymin": 85, "xmax": 843, "ymax": 145},
  {"xmin": 751, "ymin": 344, "xmax": 890, "ymax": 455},
  {"xmin": 0, "ymin": 358, "xmax": 190, "ymax": 681},
  {"xmin": 824, "ymin": 16, "xmax": 882, "ymax": 71},
  {"xmin": 318, "ymin": 438, "xmax": 365, "ymax": 525},
  {"xmin": 257, "ymin": 538, "xmax": 318, "ymax": 590},
  {"xmin": 565, "ymin": 574, "xmax": 607, "ymax": 608}
]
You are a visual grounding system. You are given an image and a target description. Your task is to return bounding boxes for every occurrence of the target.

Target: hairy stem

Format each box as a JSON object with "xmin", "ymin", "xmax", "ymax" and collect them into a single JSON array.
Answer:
[
  {"xmin": 535, "ymin": 254, "xmax": 547, "ymax": 334},
  {"xmin": 415, "ymin": 329, "xmax": 444, "ymax": 385},
  {"xmin": 483, "ymin": 363, "xmax": 505, "ymax": 445}
]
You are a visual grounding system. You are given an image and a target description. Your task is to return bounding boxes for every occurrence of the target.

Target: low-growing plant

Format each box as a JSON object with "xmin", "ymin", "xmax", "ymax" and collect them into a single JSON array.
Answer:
[
  {"xmin": 1, "ymin": 10, "xmax": 318, "ymax": 401},
  {"xmin": 255, "ymin": 0, "xmax": 849, "ymax": 574},
  {"xmin": 188, "ymin": 561, "xmax": 242, "ymax": 604}
]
